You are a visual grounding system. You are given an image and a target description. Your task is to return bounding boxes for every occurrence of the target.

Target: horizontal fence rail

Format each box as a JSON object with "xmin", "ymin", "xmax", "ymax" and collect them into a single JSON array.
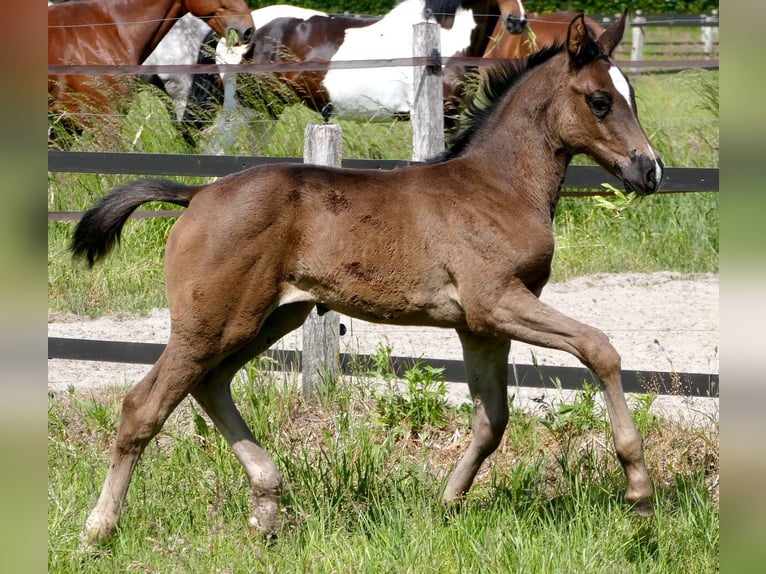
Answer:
[
  {"xmin": 46, "ymin": 151, "xmax": 719, "ymax": 190},
  {"xmin": 628, "ymin": 18, "xmax": 719, "ymax": 28},
  {"xmin": 48, "ymin": 337, "xmax": 718, "ymax": 398},
  {"xmin": 48, "ymin": 150, "xmax": 719, "ymax": 214},
  {"xmin": 48, "ymin": 55, "xmax": 718, "ymax": 77},
  {"xmin": 47, "ymin": 152, "xmax": 718, "ymax": 222}
]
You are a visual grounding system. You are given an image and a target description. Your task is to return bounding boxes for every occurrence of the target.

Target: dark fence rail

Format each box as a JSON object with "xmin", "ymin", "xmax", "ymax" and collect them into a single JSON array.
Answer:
[
  {"xmin": 48, "ymin": 337, "xmax": 718, "ymax": 398},
  {"xmin": 47, "ymin": 152, "xmax": 718, "ymax": 222},
  {"xmin": 47, "ymin": 151, "xmax": 719, "ymax": 192}
]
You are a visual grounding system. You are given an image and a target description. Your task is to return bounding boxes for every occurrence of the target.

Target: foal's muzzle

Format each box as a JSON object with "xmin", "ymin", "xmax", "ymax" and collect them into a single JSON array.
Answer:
[{"xmin": 621, "ymin": 152, "xmax": 664, "ymax": 196}]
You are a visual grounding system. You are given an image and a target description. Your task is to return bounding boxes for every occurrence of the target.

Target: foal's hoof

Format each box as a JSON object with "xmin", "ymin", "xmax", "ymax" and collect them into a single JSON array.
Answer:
[
  {"xmin": 629, "ymin": 499, "xmax": 654, "ymax": 517},
  {"xmin": 78, "ymin": 530, "xmax": 114, "ymax": 555},
  {"xmin": 247, "ymin": 498, "xmax": 282, "ymax": 539},
  {"xmin": 79, "ymin": 518, "xmax": 117, "ymax": 551},
  {"xmin": 247, "ymin": 513, "xmax": 281, "ymax": 536}
]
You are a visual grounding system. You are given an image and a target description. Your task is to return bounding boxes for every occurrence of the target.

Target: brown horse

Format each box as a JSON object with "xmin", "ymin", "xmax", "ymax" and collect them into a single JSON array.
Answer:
[
  {"xmin": 72, "ymin": 12, "xmax": 661, "ymax": 545},
  {"xmin": 485, "ymin": 0, "xmax": 604, "ymax": 59},
  {"xmin": 48, "ymin": 0, "xmax": 254, "ymax": 129}
]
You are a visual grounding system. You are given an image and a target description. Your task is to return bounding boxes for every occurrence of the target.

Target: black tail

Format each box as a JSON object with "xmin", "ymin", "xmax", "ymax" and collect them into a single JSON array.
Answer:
[{"xmin": 71, "ymin": 179, "xmax": 202, "ymax": 267}]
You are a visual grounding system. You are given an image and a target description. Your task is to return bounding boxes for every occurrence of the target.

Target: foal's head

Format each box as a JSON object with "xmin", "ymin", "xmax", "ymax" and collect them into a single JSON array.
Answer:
[{"xmin": 553, "ymin": 12, "xmax": 663, "ymax": 195}]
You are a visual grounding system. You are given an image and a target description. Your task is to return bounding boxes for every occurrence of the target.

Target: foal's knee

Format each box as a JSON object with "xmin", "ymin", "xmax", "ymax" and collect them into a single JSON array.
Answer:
[
  {"xmin": 116, "ymin": 384, "xmax": 170, "ymax": 448},
  {"xmin": 580, "ymin": 328, "xmax": 621, "ymax": 379}
]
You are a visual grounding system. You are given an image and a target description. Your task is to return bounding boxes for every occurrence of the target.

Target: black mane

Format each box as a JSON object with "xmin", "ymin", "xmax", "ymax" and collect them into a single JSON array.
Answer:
[{"xmin": 429, "ymin": 43, "xmax": 565, "ymax": 163}]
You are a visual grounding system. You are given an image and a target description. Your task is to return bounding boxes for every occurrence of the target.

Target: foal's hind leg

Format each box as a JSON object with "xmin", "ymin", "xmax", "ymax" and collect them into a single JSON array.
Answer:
[
  {"xmin": 191, "ymin": 302, "xmax": 314, "ymax": 536},
  {"xmin": 470, "ymin": 285, "xmax": 654, "ymax": 515},
  {"xmin": 443, "ymin": 331, "xmax": 511, "ymax": 502},
  {"xmin": 82, "ymin": 343, "xmax": 208, "ymax": 545}
]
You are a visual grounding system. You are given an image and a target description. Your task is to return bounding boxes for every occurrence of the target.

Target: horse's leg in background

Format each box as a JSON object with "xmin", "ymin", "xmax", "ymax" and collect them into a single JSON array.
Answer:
[
  {"xmin": 443, "ymin": 331, "xmax": 510, "ymax": 502},
  {"xmin": 82, "ymin": 341, "xmax": 209, "ymax": 545},
  {"xmin": 191, "ymin": 302, "xmax": 314, "ymax": 535},
  {"xmin": 474, "ymin": 285, "xmax": 654, "ymax": 514},
  {"xmin": 201, "ymin": 36, "xmax": 247, "ymax": 155}
]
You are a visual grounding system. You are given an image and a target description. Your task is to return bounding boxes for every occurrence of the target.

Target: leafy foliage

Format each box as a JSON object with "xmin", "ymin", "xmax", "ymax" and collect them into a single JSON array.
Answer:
[
  {"xmin": 368, "ymin": 345, "xmax": 450, "ymax": 432},
  {"xmin": 540, "ymin": 381, "xmax": 607, "ymax": 437}
]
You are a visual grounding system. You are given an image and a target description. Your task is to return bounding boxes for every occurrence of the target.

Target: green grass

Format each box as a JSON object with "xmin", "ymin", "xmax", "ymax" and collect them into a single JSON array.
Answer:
[
  {"xmin": 48, "ymin": 367, "xmax": 719, "ymax": 573},
  {"xmin": 47, "ymin": 69, "xmax": 718, "ymax": 316}
]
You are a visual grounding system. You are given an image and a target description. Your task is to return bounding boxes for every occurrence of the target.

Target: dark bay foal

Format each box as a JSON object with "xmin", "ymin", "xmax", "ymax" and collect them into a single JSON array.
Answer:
[{"xmin": 72, "ymin": 11, "xmax": 662, "ymax": 544}]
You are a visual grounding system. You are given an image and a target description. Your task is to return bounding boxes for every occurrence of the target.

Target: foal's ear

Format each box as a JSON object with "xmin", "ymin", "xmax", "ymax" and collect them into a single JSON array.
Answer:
[
  {"xmin": 597, "ymin": 9, "xmax": 628, "ymax": 57},
  {"xmin": 566, "ymin": 13, "xmax": 599, "ymax": 69}
]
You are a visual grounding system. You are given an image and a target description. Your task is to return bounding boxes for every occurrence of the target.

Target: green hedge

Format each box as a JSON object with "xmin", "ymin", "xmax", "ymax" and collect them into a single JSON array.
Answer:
[{"xmin": 246, "ymin": 1, "xmax": 719, "ymax": 17}]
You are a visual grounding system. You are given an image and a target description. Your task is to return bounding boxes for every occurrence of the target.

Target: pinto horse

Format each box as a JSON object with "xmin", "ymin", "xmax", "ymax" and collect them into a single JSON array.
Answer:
[
  {"xmin": 47, "ymin": 0, "xmax": 254, "ymax": 132},
  {"xmin": 144, "ymin": 5, "xmax": 328, "ymax": 127},
  {"xmin": 72, "ymin": 12, "xmax": 662, "ymax": 545},
  {"xmin": 485, "ymin": 0, "xmax": 604, "ymax": 59},
  {"xmin": 209, "ymin": 0, "xmax": 500, "ymax": 125}
]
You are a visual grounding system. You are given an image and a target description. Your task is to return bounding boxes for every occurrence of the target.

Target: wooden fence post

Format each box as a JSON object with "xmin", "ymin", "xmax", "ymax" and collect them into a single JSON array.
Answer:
[
  {"xmin": 630, "ymin": 10, "xmax": 645, "ymax": 71},
  {"xmin": 701, "ymin": 10, "xmax": 718, "ymax": 57},
  {"xmin": 412, "ymin": 21, "xmax": 444, "ymax": 162},
  {"xmin": 301, "ymin": 123, "xmax": 342, "ymax": 400}
]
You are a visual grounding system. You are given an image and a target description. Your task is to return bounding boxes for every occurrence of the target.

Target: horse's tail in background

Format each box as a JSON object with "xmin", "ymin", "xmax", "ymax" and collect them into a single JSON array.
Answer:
[
  {"xmin": 182, "ymin": 29, "xmax": 225, "ymax": 143},
  {"xmin": 71, "ymin": 179, "xmax": 203, "ymax": 267}
]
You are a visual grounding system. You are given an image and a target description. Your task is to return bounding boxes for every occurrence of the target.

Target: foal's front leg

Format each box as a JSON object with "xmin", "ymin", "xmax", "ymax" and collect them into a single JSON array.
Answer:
[
  {"xmin": 443, "ymin": 331, "xmax": 511, "ymax": 502},
  {"xmin": 473, "ymin": 285, "xmax": 654, "ymax": 515}
]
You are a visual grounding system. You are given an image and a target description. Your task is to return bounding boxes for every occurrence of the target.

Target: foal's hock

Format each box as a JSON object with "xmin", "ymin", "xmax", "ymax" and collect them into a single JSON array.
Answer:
[{"xmin": 71, "ymin": 12, "xmax": 663, "ymax": 545}]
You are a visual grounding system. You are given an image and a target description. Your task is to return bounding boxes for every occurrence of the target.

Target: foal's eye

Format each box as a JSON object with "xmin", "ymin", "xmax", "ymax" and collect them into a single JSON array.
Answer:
[{"xmin": 587, "ymin": 93, "xmax": 612, "ymax": 119}]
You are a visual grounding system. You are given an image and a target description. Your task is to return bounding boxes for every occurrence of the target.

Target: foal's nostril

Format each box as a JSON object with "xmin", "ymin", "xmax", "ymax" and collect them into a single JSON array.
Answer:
[
  {"xmin": 646, "ymin": 167, "xmax": 657, "ymax": 191},
  {"xmin": 242, "ymin": 27, "xmax": 254, "ymax": 44}
]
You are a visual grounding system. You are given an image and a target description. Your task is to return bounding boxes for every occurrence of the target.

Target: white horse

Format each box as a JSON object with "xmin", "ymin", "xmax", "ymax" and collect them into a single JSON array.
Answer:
[{"xmin": 322, "ymin": 0, "xmax": 480, "ymax": 118}]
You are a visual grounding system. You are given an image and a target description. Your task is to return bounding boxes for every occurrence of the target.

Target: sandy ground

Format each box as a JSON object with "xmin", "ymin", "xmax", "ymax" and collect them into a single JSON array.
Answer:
[{"xmin": 48, "ymin": 272, "xmax": 719, "ymax": 426}]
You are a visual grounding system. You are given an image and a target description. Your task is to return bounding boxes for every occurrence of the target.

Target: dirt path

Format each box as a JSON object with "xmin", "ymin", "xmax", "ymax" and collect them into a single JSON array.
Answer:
[{"xmin": 48, "ymin": 272, "xmax": 719, "ymax": 425}]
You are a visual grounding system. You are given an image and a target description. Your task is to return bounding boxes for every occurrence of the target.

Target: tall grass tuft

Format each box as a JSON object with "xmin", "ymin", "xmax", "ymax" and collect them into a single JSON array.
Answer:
[{"xmin": 48, "ymin": 368, "xmax": 719, "ymax": 573}]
